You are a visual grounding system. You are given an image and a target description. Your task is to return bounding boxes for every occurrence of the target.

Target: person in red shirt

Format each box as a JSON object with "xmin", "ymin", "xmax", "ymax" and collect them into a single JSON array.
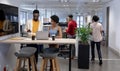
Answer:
[
  {"xmin": 66, "ymin": 14, "xmax": 77, "ymax": 37},
  {"xmin": 65, "ymin": 14, "xmax": 77, "ymax": 59}
]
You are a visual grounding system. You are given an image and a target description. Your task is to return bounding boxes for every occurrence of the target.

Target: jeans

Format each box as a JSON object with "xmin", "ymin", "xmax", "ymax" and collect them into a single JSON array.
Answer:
[{"xmin": 91, "ymin": 41, "xmax": 102, "ymax": 61}]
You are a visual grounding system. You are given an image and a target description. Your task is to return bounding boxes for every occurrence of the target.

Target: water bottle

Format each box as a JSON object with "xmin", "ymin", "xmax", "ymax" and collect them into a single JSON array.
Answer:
[
  {"xmin": 3, "ymin": 65, "xmax": 9, "ymax": 71},
  {"xmin": 3, "ymin": 66, "xmax": 6, "ymax": 71}
]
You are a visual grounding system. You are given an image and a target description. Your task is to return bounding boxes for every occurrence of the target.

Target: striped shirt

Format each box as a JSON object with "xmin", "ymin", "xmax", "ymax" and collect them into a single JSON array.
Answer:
[{"xmin": 90, "ymin": 22, "xmax": 103, "ymax": 42}]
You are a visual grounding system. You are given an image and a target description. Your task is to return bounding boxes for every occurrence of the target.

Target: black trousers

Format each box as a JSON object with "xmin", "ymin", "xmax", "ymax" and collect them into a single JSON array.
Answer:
[
  {"xmin": 90, "ymin": 41, "xmax": 102, "ymax": 61},
  {"xmin": 67, "ymin": 35, "xmax": 76, "ymax": 58}
]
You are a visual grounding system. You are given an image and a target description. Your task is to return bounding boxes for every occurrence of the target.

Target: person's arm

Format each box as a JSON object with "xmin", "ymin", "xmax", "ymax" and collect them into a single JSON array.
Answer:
[
  {"xmin": 100, "ymin": 24, "xmax": 104, "ymax": 35},
  {"xmin": 24, "ymin": 20, "xmax": 31, "ymax": 33},
  {"xmin": 66, "ymin": 23, "xmax": 72, "ymax": 34},
  {"xmin": 48, "ymin": 26, "xmax": 50, "ymax": 37},
  {"xmin": 56, "ymin": 26, "xmax": 62, "ymax": 38},
  {"xmin": 89, "ymin": 23, "xmax": 93, "ymax": 35}
]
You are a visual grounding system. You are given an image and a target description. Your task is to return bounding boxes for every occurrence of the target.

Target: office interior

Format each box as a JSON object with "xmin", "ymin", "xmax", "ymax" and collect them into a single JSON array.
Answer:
[{"xmin": 0, "ymin": 0, "xmax": 120, "ymax": 71}]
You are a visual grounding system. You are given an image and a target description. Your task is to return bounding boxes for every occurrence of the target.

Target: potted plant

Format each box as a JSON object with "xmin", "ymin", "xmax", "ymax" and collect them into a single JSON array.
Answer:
[{"xmin": 76, "ymin": 25, "xmax": 91, "ymax": 69}]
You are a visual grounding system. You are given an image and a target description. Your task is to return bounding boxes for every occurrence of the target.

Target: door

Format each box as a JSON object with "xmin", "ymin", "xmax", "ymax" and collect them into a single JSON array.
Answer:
[{"xmin": 106, "ymin": 7, "xmax": 110, "ymax": 47}]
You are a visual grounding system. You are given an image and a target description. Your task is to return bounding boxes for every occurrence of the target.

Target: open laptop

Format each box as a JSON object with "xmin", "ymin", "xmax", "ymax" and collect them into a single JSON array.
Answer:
[{"xmin": 36, "ymin": 31, "xmax": 49, "ymax": 40}]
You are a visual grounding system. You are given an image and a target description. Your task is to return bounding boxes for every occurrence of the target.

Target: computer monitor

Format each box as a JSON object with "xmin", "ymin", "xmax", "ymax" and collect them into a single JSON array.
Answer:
[{"xmin": 0, "ymin": 3, "xmax": 18, "ymax": 36}]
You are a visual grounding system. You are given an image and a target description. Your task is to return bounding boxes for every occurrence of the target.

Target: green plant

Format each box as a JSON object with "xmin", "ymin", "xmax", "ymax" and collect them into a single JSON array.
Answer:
[{"xmin": 76, "ymin": 25, "xmax": 92, "ymax": 44}]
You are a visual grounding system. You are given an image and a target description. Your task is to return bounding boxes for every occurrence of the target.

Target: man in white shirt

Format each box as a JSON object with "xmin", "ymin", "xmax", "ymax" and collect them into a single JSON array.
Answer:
[
  {"xmin": 90, "ymin": 15, "xmax": 103, "ymax": 66},
  {"xmin": 24, "ymin": 10, "xmax": 43, "ymax": 64}
]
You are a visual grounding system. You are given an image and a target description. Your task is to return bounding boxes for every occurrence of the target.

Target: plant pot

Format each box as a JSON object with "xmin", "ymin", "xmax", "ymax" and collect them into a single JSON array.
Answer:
[{"xmin": 78, "ymin": 42, "xmax": 90, "ymax": 69}]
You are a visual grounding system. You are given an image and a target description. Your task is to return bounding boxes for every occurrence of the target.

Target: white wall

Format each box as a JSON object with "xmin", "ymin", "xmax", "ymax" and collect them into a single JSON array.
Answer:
[
  {"xmin": 0, "ymin": 0, "xmax": 20, "ymax": 7},
  {"xmin": 104, "ymin": 0, "xmax": 120, "ymax": 55},
  {"xmin": 0, "ymin": 44, "xmax": 20, "ymax": 71}
]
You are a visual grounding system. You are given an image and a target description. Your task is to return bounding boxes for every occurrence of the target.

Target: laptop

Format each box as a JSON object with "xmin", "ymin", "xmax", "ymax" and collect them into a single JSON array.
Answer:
[{"xmin": 36, "ymin": 31, "xmax": 49, "ymax": 40}]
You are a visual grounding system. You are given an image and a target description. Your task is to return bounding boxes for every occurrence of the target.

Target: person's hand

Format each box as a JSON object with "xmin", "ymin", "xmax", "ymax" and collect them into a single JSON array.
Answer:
[
  {"xmin": 27, "ymin": 30, "xmax": 31, "ymax": 32},
  {"xmin": 90, "ymin": 32, "xmax": 92, "ymax": 35},
  {"xmin": 27, "ymin": 29, "xmax": 31, "ymax": 32},
  {"xmin": 63, "ymin": 29, "xmax": 66, "ymax": 33},
  {"xmin": 32, "ymin": 33, "xmax": 36, "ymax": 36},
  {"xmin": 65, "ymin": 27, "xmax": 68, "ymax": 30},
  {"xmin": 63, "ymin": 27, "xmax": 68, "ymax": 32}
]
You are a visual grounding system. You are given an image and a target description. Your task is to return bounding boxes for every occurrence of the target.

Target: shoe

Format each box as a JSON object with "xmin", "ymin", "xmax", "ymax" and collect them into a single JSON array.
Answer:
[
  {"xmin": 91, "ymin": 58, "xmax": 95, "ymax": 61},
  {"xmin": 99, "ymin": 60, "xmax": 103, "ymax": 66}
]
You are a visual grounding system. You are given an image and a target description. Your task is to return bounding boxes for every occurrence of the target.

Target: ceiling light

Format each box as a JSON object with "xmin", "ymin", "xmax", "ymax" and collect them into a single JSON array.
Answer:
[
  {"xmin": 63, "ymin": 4, "xmax": 69, "ymax": 7},
  {"xmin": 64, "ymin": 0, "xmax": 68, "ymax": 2},
  {"xmin": 93, "ymin": 0, "xmax": 99, "ymax": 2},
  {"xmin": 59, "ymin": 0, "xmax": 69, "ymax": 3}
]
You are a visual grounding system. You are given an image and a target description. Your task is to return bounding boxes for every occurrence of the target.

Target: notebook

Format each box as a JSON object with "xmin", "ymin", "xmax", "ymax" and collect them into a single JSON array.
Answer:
[{"xmin": 36, "ymin": 31, "xmax": 49, "ymax": 40}]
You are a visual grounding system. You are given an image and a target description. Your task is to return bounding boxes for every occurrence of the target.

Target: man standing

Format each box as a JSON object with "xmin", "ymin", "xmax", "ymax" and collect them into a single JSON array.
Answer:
[
  {"xmin": 24, "ymin": 9, "xmax": 43, "ymax": 63},
  {"xmin": 90, "ymin": 15, "xmax": 103, "ymax": 65},
  {"xmin": 66, "ymin": 14, "xmax": 77, "ymax": 38},
  {"xmin": 24, "ymin": 9, "xmax": 43, "ymax": 35},
  {"xmin": 66, "ymin": 14, "xmax": 77, "ymax": 59}
]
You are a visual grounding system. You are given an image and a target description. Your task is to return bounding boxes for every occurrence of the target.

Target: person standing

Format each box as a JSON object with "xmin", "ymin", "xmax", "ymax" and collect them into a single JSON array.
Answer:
[
  {"xmin": 65, "ymin": 14, "xmax": 77, "ymax": 59},
  {"xmin": 90, "ymin": 15, "xmax": 103, "ymax": 65},
  {"xmin": 24, "ymin": 9, "xmax": 43, "ymax": 35},
  {"xmin": 66, "ymin": 14, "xmax": 77, "ymax": 38},
  {"xmin": 24, "ymin": 9, "xmax": 43, "ymax": 63}
]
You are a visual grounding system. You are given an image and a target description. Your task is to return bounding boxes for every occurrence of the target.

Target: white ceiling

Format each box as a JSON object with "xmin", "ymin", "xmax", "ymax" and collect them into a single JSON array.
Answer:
[
  {"xmin": 3, "ymin": 0, "xmax": 112, "ymax": 10},
  {"xmin": 14, "ymin": 0, "xmax": 112, "ymax": 19},
  {"xmin": 12, "ymin": 0, "xmax": 112, "ymax": 18},
  {"xmin": 18, "ymin": 0, "xmax": 112, "ymax": 11}
]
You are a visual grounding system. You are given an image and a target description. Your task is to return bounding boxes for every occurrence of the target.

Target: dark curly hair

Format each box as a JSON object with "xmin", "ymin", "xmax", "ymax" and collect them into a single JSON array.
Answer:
[
  {"xmin": 33, "ymin": 9, "xmax": 39, "ymax": 14},
  {"xmin": 68, "ymin": 14, "xmax": 73, "ymax": 19},
  {"xmin": 50, "ymin": 15, "xmax": 59, "ymax": 23},
  {"xmin": 92, "ymin": 15, "xmax": 99, "ymax": 22}
]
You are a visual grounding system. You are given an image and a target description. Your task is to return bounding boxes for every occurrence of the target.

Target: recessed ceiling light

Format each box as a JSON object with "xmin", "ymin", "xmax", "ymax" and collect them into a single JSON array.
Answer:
[
  {"xmin": 59, "ymin": 0, "xmax": 69, "ymax": 3},
  {"xmin": 93, "ymin": 0, "xmax": 99, "ymax": 2}
]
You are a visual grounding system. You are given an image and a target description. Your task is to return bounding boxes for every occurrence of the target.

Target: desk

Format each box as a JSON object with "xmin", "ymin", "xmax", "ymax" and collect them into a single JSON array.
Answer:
[{"xmin": 0, "ymin": 37, "xmax": 76, "ymax": 71}]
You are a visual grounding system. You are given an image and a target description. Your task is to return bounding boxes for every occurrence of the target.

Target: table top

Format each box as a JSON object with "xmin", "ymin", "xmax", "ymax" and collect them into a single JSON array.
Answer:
[{"xmin": 0, "ymin": 37, "xmax": 76, "ymax": 44}]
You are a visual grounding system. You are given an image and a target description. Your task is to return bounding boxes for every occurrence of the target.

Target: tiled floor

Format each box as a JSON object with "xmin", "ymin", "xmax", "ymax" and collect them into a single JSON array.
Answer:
[{"xmin": 37, "ymin": 46, "xmax": 120, "ymax": 71}]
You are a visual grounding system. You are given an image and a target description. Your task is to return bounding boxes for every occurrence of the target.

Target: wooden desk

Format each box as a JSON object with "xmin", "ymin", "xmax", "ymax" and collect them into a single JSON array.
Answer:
[{"xmin": 0, "ymin": 37, "xmax": 76, "ymax": 71}]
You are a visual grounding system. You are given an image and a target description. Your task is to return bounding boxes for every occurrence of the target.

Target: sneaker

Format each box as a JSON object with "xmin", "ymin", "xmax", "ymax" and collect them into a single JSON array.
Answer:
[{"xmin": 99, "ymin": 60, "xmax": 103, "ymax": 66}]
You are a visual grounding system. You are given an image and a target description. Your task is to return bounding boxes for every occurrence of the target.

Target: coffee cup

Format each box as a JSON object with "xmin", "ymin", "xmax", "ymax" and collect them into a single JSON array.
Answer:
[
  {"xmin": 52, "ymin": 35, "xmax": 55, "ymax": 41},
  {"xmin": 32, "ymin": 35, "xmax": 35, "ymax": 40}
]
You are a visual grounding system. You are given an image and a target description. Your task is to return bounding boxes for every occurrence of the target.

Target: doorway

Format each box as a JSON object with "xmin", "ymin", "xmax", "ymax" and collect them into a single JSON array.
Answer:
[{"xmin": 106, "ymin": 6, "xmax": 110, "ymax": 47}]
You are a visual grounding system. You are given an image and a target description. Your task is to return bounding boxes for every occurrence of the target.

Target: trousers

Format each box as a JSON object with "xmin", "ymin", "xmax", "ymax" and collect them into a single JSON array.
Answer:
[{"xmin": 90, "ymin": 41, "xmax": 102, "ymax": 61}]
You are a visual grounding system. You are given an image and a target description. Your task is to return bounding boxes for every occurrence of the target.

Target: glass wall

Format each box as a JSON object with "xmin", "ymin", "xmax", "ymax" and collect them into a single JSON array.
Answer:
[{"xmin": 77, "ymin": 15, "xmax": 84, "ymax": 28}]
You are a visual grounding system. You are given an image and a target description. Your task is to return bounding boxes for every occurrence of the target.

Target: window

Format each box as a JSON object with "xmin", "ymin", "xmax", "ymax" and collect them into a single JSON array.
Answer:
[
  {"xmin": 77, "ymin": 15, "xmax": 84, "ymax": 28},
  {"xmin": 20, "ymin": 11, "xmax": 27, "ymax": 25}
]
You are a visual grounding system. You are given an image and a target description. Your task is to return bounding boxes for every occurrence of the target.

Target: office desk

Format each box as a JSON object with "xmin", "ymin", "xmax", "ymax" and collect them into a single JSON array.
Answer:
[{"xmin": 0, "ymin": 37, "xmax": 76, "ymax": 71}]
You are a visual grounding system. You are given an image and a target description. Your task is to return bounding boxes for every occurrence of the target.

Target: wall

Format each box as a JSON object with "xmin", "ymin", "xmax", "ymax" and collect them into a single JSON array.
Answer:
[
  {"xmin": 0, "ymin": 44, "xmax": 20, "ymax": 71},
  {"xmin": 0, "ymin": 0, "xmax": 20, "ymax": 7},
  {"xmin": 114, "ymin": 0, "xmax": 120, "ymax": 55},
  {"xmin": 104, "ymin": 0, "xmax": 120, "ymax": 55}
]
